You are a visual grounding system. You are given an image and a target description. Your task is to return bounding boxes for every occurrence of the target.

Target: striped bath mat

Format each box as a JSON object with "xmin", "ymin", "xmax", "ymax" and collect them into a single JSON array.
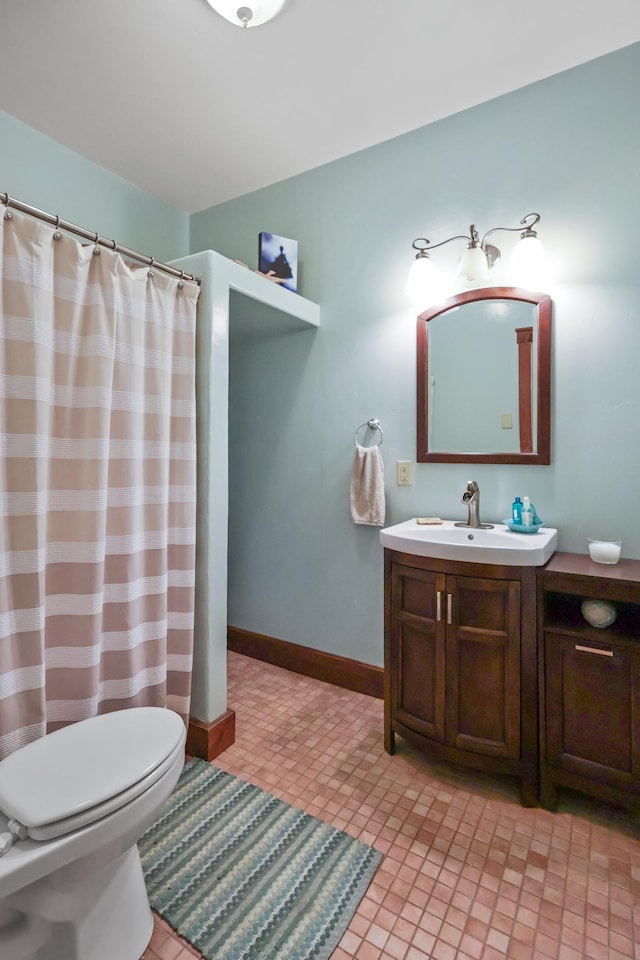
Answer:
[{"xmin": 138, "ymin": 758, "xmax": 382, "ymax": 960}]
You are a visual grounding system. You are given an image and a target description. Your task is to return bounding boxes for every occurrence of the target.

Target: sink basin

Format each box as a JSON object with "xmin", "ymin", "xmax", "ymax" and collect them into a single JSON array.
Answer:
[{"xmin": 380, "ymin": 519, "xmax": 557, "ymax": 566}]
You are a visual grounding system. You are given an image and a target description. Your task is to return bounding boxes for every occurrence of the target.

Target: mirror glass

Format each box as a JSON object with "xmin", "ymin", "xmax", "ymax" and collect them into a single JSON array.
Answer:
[{"xmin": 417, "ymin": 287, "xmax": 551, "ymax": 464}]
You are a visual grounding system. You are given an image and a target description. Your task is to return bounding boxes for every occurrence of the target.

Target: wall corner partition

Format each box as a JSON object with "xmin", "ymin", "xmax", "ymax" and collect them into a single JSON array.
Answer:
[{"xmin": 170, "ymin": 251, "xmax": 320, "ymax": 748}]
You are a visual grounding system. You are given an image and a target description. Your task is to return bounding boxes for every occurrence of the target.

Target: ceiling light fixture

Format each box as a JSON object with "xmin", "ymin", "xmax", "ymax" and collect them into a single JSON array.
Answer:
[
  {"xmin": 406, "ymin": 213, "xmax": 547, "ymax": 303},
  {"xmin": 204, "ymin": 0, "xmax": 288, "ymax": 28}
]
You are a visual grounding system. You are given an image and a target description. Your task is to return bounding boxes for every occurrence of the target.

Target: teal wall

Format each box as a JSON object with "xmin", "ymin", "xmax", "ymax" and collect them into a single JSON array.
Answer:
[
  {"xmin": 191, "ymin": 43, "xmax": 640, "ymax": 668},
  {"xmin": 2, "ymin": 45, "xmax": 639, "ymax": 672},
  {"xmin": 0, "ymin": 111, "xmax": 189, "ymax": 260}
]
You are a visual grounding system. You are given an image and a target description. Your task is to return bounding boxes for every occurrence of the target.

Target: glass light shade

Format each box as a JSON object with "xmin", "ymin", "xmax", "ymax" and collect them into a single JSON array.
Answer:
[
  {"xmin": 405, "ymin": 255, "xmax": 443, "ymax": 304},
  {"xmin": 510, "ymin": 234, "xmax": 548, "ymax": 289},
  {"xmin": 204, "ymin": 0, "xmax": 288, "ymax": 27},
  {"xmin": 457, "ymin": 246, "xmax": 489, "ymax": 282}
]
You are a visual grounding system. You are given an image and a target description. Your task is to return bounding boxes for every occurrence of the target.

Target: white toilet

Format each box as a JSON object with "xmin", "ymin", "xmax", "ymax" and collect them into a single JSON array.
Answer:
[{"xmin": 0, "ymin": 706, "xmax": 186, "ymax": 960}]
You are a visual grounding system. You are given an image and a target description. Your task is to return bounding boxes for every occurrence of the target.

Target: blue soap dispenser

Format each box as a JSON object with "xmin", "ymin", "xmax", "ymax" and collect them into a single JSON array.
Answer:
[{"xmin": 511, "ymin": 496, "xmax": 523, "ymax": 525}]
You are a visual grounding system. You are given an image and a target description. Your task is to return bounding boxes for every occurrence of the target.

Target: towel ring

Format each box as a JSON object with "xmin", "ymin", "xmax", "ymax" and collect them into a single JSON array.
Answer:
[{"xmin": 354, "ymin": 418, "xmax": 383, "ymax": 447}]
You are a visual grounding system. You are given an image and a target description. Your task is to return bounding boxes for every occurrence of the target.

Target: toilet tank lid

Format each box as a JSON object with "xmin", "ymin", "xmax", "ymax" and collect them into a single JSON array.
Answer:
[{"xmin": 0, "ymin": 707, "xmax": 185, "ymax": 829}]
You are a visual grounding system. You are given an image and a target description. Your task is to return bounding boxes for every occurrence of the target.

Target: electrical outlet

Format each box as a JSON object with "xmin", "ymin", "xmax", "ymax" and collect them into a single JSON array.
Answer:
[{"xmin": 396, "ymin": 460, "xmax": 413, "ymax": 486}]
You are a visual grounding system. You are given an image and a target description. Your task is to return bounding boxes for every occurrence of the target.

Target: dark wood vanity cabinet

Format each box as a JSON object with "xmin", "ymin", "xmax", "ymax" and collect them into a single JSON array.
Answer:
[
  {"xmin": 384, "ymin": 550, "xmax": 539, "ymax": 805},
  {"xmin": 538, "ymin": 553, "xmax": 640, "ymax": 812}
]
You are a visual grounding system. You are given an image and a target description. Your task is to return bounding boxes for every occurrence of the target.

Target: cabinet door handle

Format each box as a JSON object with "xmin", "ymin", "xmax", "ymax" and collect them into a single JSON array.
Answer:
[
  {"xmin": 436, "ymin": 591, "xmax": 442, "ymax": 622},
  {"xmin": 574, "ymin": 644, "xmax": 614, "ymax": 657},
  {"xmin": 447, "ymin": 593, "xmax": 452, "ymax": 624}
]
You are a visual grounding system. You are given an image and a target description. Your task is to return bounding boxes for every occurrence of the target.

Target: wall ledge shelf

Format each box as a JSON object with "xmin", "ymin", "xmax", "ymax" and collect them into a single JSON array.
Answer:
[{"xmin": 225, "ymin": 255, "xmax": 320, "ymax": 329}]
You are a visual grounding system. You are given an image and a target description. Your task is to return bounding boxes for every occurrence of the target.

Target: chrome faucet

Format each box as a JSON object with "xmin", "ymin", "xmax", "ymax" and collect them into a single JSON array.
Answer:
[{"xmin": 454, "ymin": 480, "xmax": 494, "ymax": 529}]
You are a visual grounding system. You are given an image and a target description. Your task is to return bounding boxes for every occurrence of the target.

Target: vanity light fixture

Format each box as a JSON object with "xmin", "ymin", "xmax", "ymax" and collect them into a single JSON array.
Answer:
[
  {"xmin": 406, "ymin": 213, "xmax": 547, "ymax": 303},
  {"xmin": 204, "ymin": 0, "xmax": 288, "ymax": 27}
]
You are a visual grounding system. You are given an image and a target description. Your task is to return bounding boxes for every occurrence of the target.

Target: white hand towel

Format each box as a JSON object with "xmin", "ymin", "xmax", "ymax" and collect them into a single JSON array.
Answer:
[{"xmin": 350, "ymin": 444, "xmax": 385, "ymax": 526}]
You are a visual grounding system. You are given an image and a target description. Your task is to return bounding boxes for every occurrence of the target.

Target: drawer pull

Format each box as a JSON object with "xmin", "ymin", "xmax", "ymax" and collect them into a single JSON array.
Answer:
[
  {"xmin": 436, "ymin": 591, "xmax": 442, "ymax": 622},
  {"xmin": 574, "ymin": 644, "xmax": 614, "ymax": 657},
  {"xmin": 447, "ymin": 593, "xmax": 453, "ymax": 624}
]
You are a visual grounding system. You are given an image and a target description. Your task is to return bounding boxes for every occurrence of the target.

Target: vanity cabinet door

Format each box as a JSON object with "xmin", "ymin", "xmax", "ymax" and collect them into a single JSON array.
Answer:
[
  {"xmin": 384, "ymin": 550, "xmax": 535, "ymax": 804},
  {"xmin": 544, "ymin": 632, "xmax": 640, "ymax": 793},
  {"xmin": 388, "ymin": 562, "xmax": 446, "ymax": 745},
  {"xmin": 386, "ymin": 561, "xmax": 521, "ymax": 758},
  {"xmin": 446, "ymin": 576, "xmax": 521, "ymax": 759}
]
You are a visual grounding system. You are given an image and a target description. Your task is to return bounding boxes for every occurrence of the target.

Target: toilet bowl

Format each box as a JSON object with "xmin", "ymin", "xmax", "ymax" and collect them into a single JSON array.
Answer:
[{"xmin": 0, "ymin": 706, "xmax": 186, "ymax": 960}]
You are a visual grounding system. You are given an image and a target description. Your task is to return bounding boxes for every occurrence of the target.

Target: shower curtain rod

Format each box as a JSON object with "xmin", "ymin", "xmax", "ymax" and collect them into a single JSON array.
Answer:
[{"xmin": 1, "ymin": 192, "xmax": 200, "ymax": 285}]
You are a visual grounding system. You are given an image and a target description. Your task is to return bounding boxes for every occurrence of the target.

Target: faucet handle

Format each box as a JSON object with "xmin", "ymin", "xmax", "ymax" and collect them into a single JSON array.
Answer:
[{"xmin": 462, "ymin": 480, "xmax": 479, "ymax": 504}]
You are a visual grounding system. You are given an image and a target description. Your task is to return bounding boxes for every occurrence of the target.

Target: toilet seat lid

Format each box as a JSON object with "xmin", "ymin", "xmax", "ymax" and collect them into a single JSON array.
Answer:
[{"xmin": 0, "ymin": 707, "xmax": 185, "ymax": 831}]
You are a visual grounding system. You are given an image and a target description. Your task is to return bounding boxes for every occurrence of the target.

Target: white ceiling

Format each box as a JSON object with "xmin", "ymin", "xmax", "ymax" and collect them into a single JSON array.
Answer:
[{"xmin": 1, "ymin": 0, "xmax": 639, "ymax": 214}]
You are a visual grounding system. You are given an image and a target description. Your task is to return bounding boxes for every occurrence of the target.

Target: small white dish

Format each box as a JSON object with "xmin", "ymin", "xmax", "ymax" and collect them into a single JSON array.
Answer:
[{"xmin": 588, "ymin": 539, "xmax": 622, "ymax": 564}]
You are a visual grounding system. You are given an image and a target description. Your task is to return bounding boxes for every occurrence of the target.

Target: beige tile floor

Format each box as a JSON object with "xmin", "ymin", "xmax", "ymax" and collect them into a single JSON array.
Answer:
[{"xmin": 142, "ymin": 651, "xmax": 640, "ymax": 960}]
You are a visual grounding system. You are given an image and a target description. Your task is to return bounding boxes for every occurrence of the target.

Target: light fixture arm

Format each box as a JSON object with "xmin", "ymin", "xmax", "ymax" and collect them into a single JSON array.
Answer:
[
  {"xmin": 411, "ymin": 233, "xmax": 472, "ymax": 255},
  {"xmin": 411, "ymin": 226, "xmax": 500, "ymax": 269},
  {"xmin": 481, "ymin": 212, "xmax": 541, "ymax": 248}
]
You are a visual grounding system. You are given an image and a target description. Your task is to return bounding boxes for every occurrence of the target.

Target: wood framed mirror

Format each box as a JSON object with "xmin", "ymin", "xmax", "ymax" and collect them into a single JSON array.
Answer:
[{"xmin": 417, "ymin": 286, "xmax": 551, "ymax": 464}]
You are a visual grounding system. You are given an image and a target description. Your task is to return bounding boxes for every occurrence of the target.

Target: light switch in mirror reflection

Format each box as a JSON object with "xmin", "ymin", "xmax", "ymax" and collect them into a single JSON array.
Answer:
[{"xmin": 416, "ymin": 287, "xmax": 551, "ymax": 465}]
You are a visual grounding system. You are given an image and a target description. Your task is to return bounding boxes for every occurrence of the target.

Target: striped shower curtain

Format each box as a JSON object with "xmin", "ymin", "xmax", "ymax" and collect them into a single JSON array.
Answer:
[{"xmin": 0, "ymin": 209, "xmax": 198, "ymax": 759}]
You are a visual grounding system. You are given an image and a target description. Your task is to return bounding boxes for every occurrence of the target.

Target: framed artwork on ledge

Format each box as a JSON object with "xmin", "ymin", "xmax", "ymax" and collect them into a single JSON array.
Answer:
[{"xmin": 258, "ymin": 232, "xmax": 298, "ymax": 292}]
